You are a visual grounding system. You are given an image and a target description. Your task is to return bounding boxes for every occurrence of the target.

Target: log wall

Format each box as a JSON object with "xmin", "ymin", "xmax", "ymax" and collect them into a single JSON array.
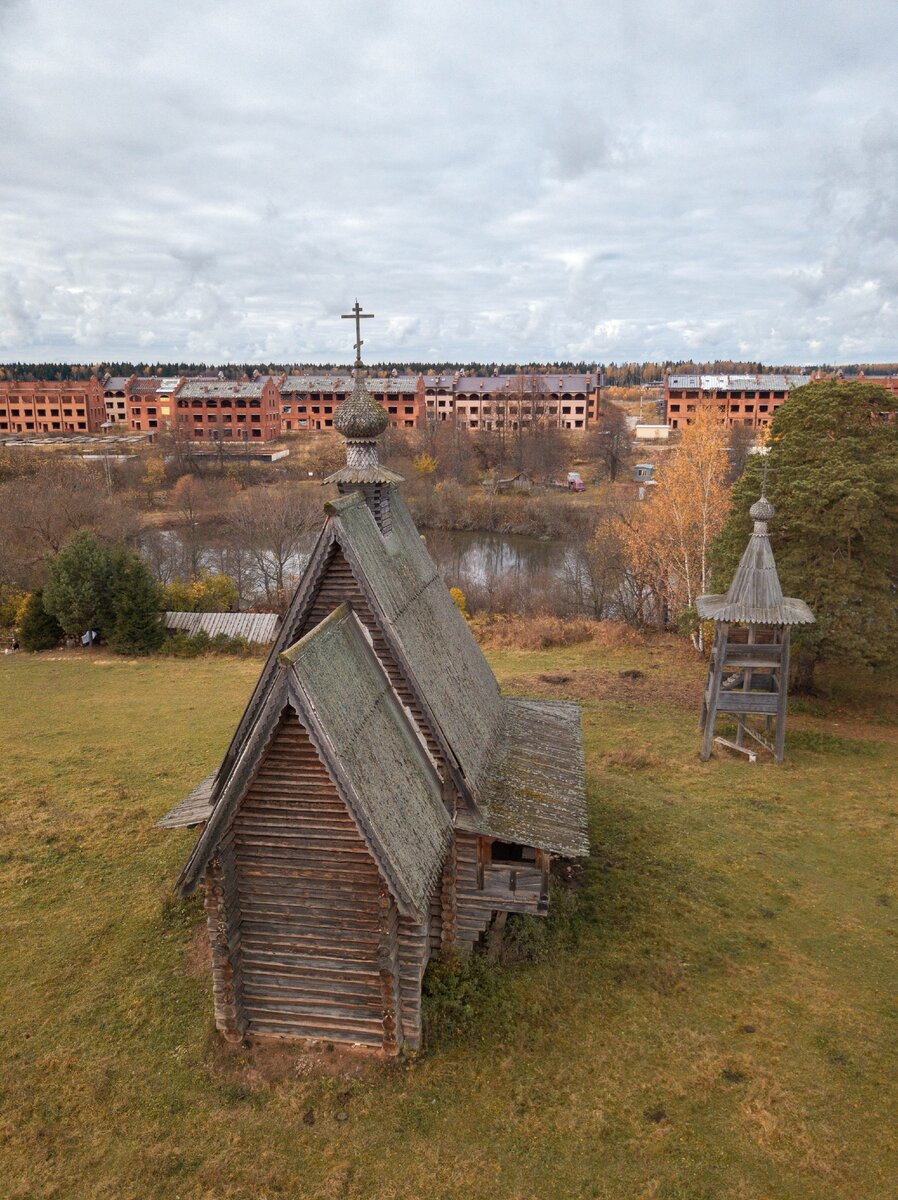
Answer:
[
  {"xmin": 454, "ymin": 832, "xmax": 548, "ymax": 951},
  {"xmin": 224, "ymin": 710, "xmax": 430, "ymax": 1051}
]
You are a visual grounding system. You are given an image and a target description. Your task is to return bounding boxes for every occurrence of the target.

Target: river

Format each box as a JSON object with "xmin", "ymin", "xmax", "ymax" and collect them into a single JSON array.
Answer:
[{"xmin": 140, "ymin": 524, "xmax": 591, "ymax": 615}]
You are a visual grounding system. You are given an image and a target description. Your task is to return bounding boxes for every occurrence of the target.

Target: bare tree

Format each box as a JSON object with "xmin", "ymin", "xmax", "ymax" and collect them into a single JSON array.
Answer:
[
  {"xmin": 229, "ymin": 485, "xmax": 321, "ymax": 608},
  {"xmin": 587, "ymin": 403, "xmax": 630, "ymax": 482},
  {"xmin": 0, "ymin": 459, "xmax": 139, "ymax": 589}
]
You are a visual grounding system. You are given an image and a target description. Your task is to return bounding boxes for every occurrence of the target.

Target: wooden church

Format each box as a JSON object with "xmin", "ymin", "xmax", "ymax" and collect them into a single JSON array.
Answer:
[{"xmin": 161, "ymin": 309, "xmax": 588, "ymax": 1054}]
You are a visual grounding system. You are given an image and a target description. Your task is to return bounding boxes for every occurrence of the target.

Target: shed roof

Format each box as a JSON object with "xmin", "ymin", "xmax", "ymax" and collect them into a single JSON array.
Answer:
[
  {"xmin": 164, "ymin": 610, "xmax": 280, "ymax": 644},
  {"xmin": 459, "ymin": 699, "xmax": 589, "ymax": 856}
]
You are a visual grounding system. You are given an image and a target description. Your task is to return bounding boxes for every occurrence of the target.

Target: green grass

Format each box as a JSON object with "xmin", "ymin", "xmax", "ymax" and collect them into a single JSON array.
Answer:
[{"xmin": 1, "ymin": 645, "xmax": 897, "ymax": 1199}]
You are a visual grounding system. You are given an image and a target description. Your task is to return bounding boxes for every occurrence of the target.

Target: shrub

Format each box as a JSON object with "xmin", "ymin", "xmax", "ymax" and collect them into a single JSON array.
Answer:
[
  {"xmin": 449, "ymin": 586, "xmax": 469, "ymax": 618},
  {"xmin": 473, "ymin": 614, "xmax": 599, "ymax": 650},
  {"xmin": 18, "ymin": 590, "xmax": 63, "ymax": 651},
  {"xmin": 160, "ymin": 630, "xmax": 258, "ymax": 658},
  {"xmin": 421, "ymin": 952, "xmax": 516, "ymax": 1050},
  {"xmin": 162, "ymin": 571, "xmax": 238, "ymax": 613}
]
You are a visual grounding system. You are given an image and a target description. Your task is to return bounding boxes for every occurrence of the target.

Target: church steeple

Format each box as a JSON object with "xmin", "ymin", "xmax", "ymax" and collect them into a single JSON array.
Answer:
[{"xmin": 325, "ymin": 300, "xmax": 403, "ymax": 533}]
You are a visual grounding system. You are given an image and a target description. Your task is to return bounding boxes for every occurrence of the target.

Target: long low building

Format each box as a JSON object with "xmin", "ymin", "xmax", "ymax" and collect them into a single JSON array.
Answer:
[
  {"xmin": 664, "ymin": 373, "xmax": 813, "ymax": 432},
  {"xmin": 0, "ymin": 378, "xmax": 106, "ymax": 435},
  {"xmin": 425, "ymin": 371, "xmax": 601, "ymax": 431},
  {"xmin": 164, "ymin": 610, "xmax": 281, "ymax": 644}
]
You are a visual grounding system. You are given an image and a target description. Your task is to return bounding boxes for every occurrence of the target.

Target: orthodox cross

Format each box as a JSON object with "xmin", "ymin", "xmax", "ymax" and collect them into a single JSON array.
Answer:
[{"xmin": 341, "ymin": 300, "xmax": 374, "ymax": 367}]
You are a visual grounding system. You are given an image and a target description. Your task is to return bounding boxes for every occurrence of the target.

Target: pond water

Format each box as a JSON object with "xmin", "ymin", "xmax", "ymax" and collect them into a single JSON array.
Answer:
[{"xmin": 141, "ymin": 524, "xmax": 574, "ymax": 587}]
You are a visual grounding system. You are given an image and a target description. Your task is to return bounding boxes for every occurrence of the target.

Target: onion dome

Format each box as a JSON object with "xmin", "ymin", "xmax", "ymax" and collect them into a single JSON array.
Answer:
[
  {"xmin": 749, "ymin": 495, "xmax": 775, "ymax": 523},
  {"xmin": 333, "ymin": 368, "xmax": 389, "ymax": 441}
]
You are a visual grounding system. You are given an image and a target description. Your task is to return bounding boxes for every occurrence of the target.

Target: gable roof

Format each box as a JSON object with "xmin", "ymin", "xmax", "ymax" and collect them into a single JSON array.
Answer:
[
  {"xmin": 178, "ymin": 606, "xmax": 450, "ymax": 917},
  {"xmin": 181, "ymin": 488, "xmax": 503, "ymax": 820},
  {"xmin": 163, "ymin": 486, "xmax": 589, "ymax": 859},
  {"xmin": 329, "ymin": 492, "xmax": 504, "ymax": 797}
]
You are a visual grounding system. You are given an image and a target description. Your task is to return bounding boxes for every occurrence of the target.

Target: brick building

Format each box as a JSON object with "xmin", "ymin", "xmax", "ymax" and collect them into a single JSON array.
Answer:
[
  {"xmin": 104, "ymin": 375, "xmax": 181, "ymax": 433},
  {"xmin": 279, "ymin": 373, "xmax": 425, "ymax": 431},
  {"xmin": 424, "ymin": 371, "xmax": 601, "ymax": 431},
  {"xmin": 664, "ymin": 373, "xmax": 813, "ymax": 432},
  {"xmin": 0, "ymin": 377, "xmax": 106, "ymax": 435},
  {"xmin": 173, "ymin": 377, "xmax": 282, "ymax": 442}
]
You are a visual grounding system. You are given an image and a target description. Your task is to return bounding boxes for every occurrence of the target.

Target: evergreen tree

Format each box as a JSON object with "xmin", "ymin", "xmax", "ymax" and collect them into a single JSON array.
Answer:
[
  {"xmin": 108, "ymin": 551, "xmax": 164, "ymax": 656},
  {"xmin": 18, "ymin": 590, "xmax": 63, "ymax": 651},
  {"xmin": 44, "ymin": 530, "xmax": 115, "ymax": 642},
  {"xmin": 712, "ymin": 382, "xmax": 898, "ymax": 690}
]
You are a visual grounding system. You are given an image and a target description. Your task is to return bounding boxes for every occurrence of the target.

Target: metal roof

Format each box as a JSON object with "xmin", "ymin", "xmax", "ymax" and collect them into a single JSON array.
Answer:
[
  {"xmin": 455, "ymin": 373, "xmax": 595, "ymax": 394},
  {"xmin": 164, "ymin": 611, "xmax": 280, "ymax": 644},
  {"xmin": 280, "ymin": 374, "xmax": 419, "ymax": 395},
  {"xmin": 177, "ymin": 380, "xmax": 267, "ymax": 398},
  {"xmin": 697, "ymin": 496, "xmax": 815, "ymax": 626},
  {"xmin": 668, "ymin": 374, "xmax": 813, "ymax": 391}
]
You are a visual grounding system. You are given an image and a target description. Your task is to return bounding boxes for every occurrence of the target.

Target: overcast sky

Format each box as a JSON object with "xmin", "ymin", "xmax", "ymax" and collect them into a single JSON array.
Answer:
[{"xmin": 1, "ymin": 0, "xmax": 897, "ymax": 366}]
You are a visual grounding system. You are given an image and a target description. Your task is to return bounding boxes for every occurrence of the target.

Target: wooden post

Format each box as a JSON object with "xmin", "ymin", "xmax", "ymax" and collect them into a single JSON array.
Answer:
[
  {"xmin": 735, "ymin": 625, "xmax": 756, "ymax": 750},
  {"xmin": 774, "ymin": 627, "xmax": 790, "ymax": 763},
  {"xmin": 700, "ymin": 622, "xmax": 728, "ymax": 760}
]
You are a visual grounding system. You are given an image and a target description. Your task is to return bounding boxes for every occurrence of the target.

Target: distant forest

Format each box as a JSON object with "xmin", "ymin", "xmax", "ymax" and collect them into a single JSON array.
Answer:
[{"xmin": 1, "ymin": 360, "xmax": 897, "ymax": 385}]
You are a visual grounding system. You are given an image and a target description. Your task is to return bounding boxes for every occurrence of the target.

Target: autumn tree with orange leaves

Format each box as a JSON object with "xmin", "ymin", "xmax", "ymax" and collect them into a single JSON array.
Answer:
[{"xmin": 616, "ymin": 407, "xmax": 734, "ymax": 651}]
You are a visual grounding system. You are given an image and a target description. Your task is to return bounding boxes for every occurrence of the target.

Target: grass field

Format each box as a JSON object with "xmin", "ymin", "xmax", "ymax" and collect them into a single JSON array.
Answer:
[{"xmin": 1, "ymin": 637, "xmax": 896, "ymax": 1200}]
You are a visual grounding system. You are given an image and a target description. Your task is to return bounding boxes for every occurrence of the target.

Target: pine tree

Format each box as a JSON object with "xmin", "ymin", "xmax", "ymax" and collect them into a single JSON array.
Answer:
[
  {"xmin": 44, "ymin": 530, "xmax": 115, "ymax": 643},
  {"xmin": 108, "ymin": 551, "xmax": 164, "ymax": 656},
  {"xmin": 18, "ymin": 590, "xmax": 63, "ymax": 651},
  {"xmin": 712, "ymin": 382, "xmax": 898, "ymax": 690}
]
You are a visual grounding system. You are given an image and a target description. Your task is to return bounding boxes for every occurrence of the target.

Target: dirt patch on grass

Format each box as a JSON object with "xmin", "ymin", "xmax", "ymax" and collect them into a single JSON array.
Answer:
[
  {"xmin": 510, "ymin": 667, "xmax": 703, "ymax": 709},
  {"xmin": 206, "ymin": 1034, "xmax": 392, "ymax": 1092}
]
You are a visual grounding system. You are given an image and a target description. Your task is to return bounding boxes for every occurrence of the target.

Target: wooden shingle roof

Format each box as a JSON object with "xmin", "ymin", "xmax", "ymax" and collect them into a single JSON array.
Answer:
[
  {"xmin": 697, "ymin": 496, "xmax": 814, "ymax": 626},
  {"xmin": 164, "ymin": 487, "xmax": 588, "ymax": 863},
  {"xmin": 176, "ymin": 606, "xmax": 450, "ymax": 917}
]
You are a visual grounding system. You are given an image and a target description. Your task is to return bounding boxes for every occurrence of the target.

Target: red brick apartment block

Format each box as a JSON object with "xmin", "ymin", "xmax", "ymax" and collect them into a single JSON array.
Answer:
[
  {"xmin": 423, "ymin": 371, "xmax": 601, "ymax": 430},
  {"xmin": 279, "ymin": 374, "xmax": 425, "ymax": 431},
  {"xmin": 103, "ymin": 375, "xmax": 181, "ymax": 433},
  {"xmin": 664, "ymin": 373, "xmax": 813, "ymax": 432},
  {"xmin": 0, "ymin": 377, "xmax": 106, "ymax": 435},
  {"xmin": 173, "ymin": 376, "xmax": 282, "ymax": 441}
]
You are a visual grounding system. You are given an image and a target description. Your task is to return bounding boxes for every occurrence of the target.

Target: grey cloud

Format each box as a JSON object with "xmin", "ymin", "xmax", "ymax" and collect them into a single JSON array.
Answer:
[{"xmin": 1, "ymin": 0, "xmax": 897, "ymax": 363}]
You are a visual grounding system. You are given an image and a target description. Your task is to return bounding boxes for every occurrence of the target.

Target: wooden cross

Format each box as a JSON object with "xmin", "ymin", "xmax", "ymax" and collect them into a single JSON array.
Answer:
[{"xmin": 341, "ymin": 300, "xmax": 374, "ymax": 365}]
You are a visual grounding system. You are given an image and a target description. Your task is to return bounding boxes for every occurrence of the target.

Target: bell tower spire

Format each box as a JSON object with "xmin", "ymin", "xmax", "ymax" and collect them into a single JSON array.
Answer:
[{"xmin": 325, "ymin": 301, "xmax": 404, "ymax": 533}]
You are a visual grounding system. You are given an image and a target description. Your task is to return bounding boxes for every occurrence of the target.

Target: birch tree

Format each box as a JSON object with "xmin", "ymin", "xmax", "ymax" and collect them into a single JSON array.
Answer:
[{"xmin": 617, "ymin": 407, "xmax": 731, "ymax": 650}]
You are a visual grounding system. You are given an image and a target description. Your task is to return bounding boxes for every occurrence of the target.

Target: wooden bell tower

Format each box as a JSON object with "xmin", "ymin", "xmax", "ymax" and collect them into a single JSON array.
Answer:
[{"xmin": 697, "ymin": 493, "xmax": 814, "ymax": 764}]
